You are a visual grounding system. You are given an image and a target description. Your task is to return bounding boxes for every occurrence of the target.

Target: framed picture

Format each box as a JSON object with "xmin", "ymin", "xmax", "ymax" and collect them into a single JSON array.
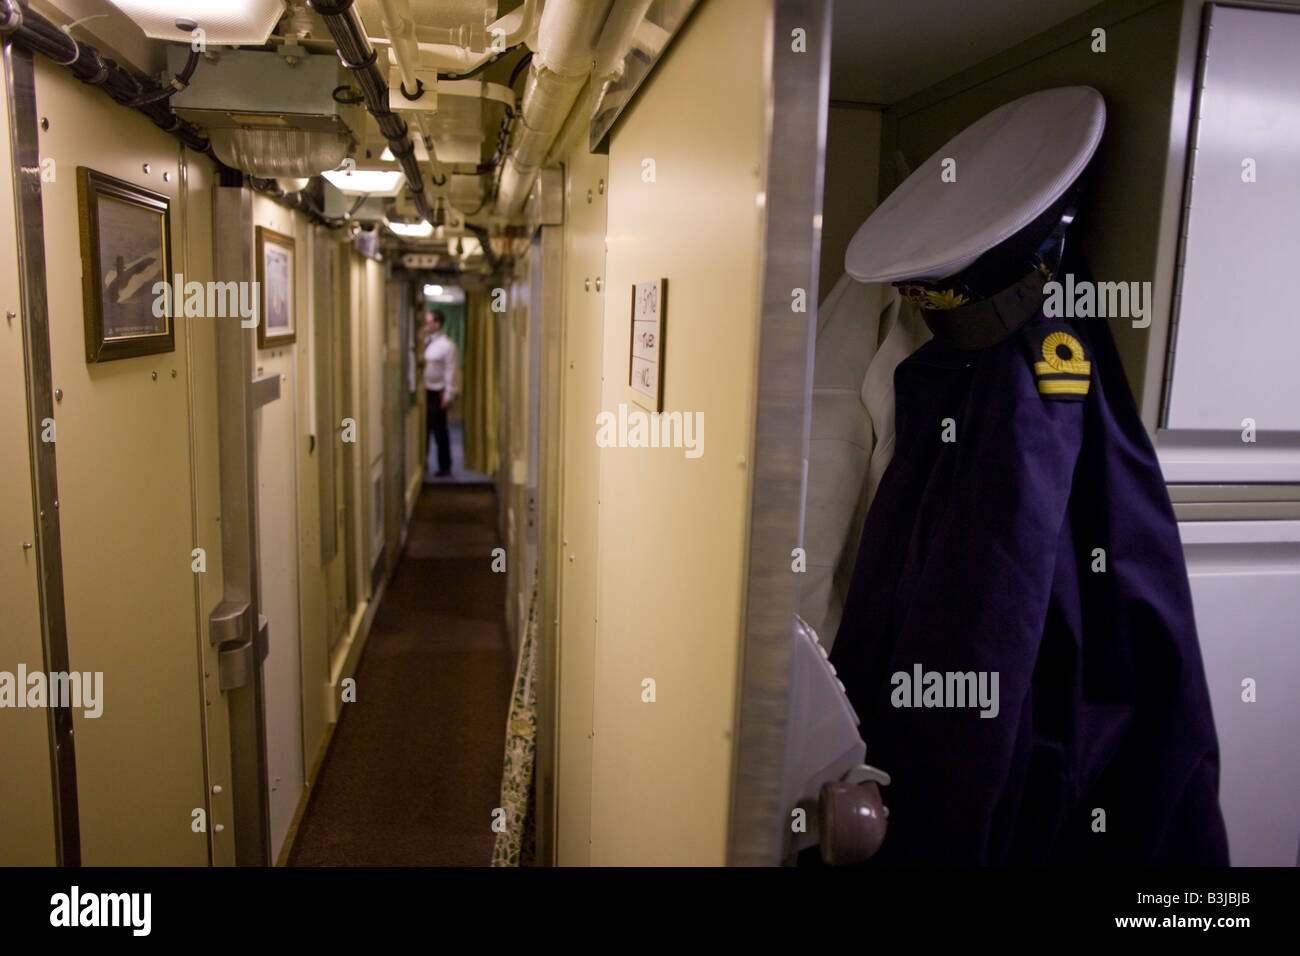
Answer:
[
  {"xmin": 76, "ymin": 167, "xmax": 174, "ymax": 362},
  {"xmin": 628, "ymin": 278, "xmax": 667, "ymax": 412},
  {"xmin": 256, "ymin": 226, "xmax": 296, "ymax": 348}
]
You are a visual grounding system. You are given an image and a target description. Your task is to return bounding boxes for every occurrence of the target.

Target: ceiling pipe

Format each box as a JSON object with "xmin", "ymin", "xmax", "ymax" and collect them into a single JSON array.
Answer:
[
  {"xmin": 308, "ymin": 0, "xmax": 439, "ymax": 226},
  {"xmin": 0, "ymin": 0, "xmax": 348, "ymax": 229},
  {"xmin": 593, "ymin": 0, "xmax": 654, "ymax": 80},
  {"xmin": 374, "ymin": 0, "xmax": 438, "ymax": 158},
  {"xmin": 496, "ymin": 0, "xmax": 615, "ymax": 218},
  {"xmin": 0, "ymin": 0, "xmax": 209, "ymax": 151},
  {"xmin": 545, "ymin": 0, "xmax": 653, "ymax": 167},
  {"xmin": 407, "ymin": 0, "xmax": 540, "ymax": 74}
]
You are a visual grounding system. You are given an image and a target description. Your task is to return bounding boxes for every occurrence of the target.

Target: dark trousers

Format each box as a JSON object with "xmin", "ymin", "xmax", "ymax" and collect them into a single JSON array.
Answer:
[{"xmin": 427, "ymin": 388, "xmax": 451, "ymax": 473}]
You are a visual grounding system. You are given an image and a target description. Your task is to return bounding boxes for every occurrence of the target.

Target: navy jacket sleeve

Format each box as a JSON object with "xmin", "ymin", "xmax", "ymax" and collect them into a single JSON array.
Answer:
[{"xmin": 829, "ymin": 313, "xmax": 1228, "ymax": 866}]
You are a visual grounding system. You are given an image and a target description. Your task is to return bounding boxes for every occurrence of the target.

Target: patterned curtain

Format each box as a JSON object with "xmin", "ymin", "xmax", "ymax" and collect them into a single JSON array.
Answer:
[{"xmin": 491, "ymin": 574, "xmax": 539, "ymax": 866}]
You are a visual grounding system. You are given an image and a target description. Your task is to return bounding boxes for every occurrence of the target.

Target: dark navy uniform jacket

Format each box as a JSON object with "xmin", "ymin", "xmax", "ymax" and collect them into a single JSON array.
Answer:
[{"xmin": 828, "ymin": 306, "xmax": 1229, "ymax": 865}]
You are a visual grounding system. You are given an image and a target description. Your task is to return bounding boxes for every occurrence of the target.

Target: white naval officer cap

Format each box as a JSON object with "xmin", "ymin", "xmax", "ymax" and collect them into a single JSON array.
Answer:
[{"xmin": 845, "ymin": 86, "xmax": 1106, "ymax": 285}]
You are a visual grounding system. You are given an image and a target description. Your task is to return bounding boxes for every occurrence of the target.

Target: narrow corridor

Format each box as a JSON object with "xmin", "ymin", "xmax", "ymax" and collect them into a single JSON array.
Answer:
[{"xmin": 287, "ymin": 483, "xmax": 513, "ymax": 866}]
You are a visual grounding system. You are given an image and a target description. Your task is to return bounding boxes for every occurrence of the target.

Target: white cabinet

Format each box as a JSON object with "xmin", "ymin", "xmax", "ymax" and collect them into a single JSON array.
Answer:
[{"xmin": 1180, "ymin": 520, "xmax": 1300, "ymax": 866}]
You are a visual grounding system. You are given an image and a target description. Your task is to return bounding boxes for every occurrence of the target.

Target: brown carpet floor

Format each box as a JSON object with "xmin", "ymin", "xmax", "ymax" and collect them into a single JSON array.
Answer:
[{"xmin": 287, "ymin": 482, "xmax": 514, "ymax": 866}]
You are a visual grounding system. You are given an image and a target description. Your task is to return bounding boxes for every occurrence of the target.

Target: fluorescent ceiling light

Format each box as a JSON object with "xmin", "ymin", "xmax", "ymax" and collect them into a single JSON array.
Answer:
[
  {"xmin": 321, "ymin": 168, "xmax": 406, "ymax": 197},
  {"xmin": 424, "ymin": 285, "xmax": 444, "ymax": 296},
  {"xmin": 108, "ymin": 0, "xmax": 287, "ymax": 45},
  {"xmin": 387, "ymin": 219, "xmax": 434, "ymax": 238}
]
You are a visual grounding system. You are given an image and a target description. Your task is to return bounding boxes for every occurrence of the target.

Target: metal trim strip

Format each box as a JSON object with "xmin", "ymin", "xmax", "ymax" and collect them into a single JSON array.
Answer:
[
  {"xmin": 4, "ymin": 41, "xmax": 81, "ymax": 866},
  {"xmin": 727, "ymin": 0, "xmax": 831, "ymax": 866}
]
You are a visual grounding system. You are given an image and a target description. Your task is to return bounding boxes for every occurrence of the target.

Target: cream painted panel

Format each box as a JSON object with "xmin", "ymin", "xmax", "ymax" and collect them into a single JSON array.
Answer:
[
  {"xmin": 0, "ymin": 53, "xmax": 57, "ymax": 866},
  {"xmin": 500, "ymin": 262, "xmax": 532, "ymax": 651},
  {"xmin": 251, "ymin": 196, "xmax": 304, "ymax": 858},
  {"xmin": 34, "ymin": 59, "xmax": 207, "ymax": 864},
  {"xmin": 328, "ymin": 245, "xmax": 352, "ymax": 641},
  {"xmin": 554, "ymin": 149, "xmax": 609, "ymax": 866},
  {"xmin": 297, "ymin": 220, "xmax": 329, "ymax": 774},
  {"xmin": 365, "ymin": 258, "xmax": 385, "ymax": 574},
  {"xmin": 347, "ymin": 254, "xmax": 368, "ymax": 605},
  {"xmin": 591, "ymin": 0, "xmax": 767, "ymax": 865},
  {"xmin": 176, "ymin": 149, "xmax": 236, "ymax": 865}
]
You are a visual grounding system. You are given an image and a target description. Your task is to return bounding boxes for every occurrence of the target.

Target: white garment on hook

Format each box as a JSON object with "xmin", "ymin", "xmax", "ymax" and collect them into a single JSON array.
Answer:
[{"xmin": 802, "ymin": 273, "xmax": 931, "ymax": 648}]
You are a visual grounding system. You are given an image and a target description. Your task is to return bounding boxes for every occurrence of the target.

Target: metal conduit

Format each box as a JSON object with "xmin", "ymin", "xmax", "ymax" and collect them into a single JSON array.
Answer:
[
  {"xmin": 0, "ymin": 0, "xmax": 208, "ymax": 151},
  {"xmin": 308, "ymin": 0, "xmax": 500, "ymax": 268},
  {"xmin": 308, "ymin": 0, "xmax": 436, "ymax": 222},
  {"xmin": 0, "ymin": 0, "xmax": 498, "ymax": 262}
]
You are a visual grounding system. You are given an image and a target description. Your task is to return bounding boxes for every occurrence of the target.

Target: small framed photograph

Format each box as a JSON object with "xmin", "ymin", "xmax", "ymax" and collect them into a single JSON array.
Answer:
[
  {"xmin": 76, "ymin": 167, "xmax": 174, "ymax": 362},
  {"xmin": 629, "ymin": 278, "xmax": 667, "ymax": 412},
  {"xmin": 256, "ymin": 226, "xmax": 296, "ymax": 348}
]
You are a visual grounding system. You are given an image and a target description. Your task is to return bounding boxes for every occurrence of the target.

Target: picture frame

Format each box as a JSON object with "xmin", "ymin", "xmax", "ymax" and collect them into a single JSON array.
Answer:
[
  {"xmin": 76, "ymin": 167, "xmax": 174, "ymax": 363},
  {"xmin": 256, "ymin": 226, "xmax": 296, "ymax": 348},
  {"xmin": 628, "ymin": 277, "xmax": 667, "ymax": 413}
]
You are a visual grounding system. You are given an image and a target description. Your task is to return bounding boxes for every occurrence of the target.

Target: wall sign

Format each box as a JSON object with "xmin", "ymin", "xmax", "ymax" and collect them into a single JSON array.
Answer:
[{"xmin": 629, "ymin": 278, "xmax": 667, "ymax": 412}]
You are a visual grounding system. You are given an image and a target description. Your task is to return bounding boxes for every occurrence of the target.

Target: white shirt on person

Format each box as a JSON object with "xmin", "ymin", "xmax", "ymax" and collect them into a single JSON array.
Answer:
[{"xmin": 423, "ymin": 330, "xmax": 458, "ymax": 399}]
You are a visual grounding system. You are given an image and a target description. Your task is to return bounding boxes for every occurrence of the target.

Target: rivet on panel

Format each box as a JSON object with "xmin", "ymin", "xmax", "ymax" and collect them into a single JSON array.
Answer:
[
  {"xmin": 568, "ymin": 554, "xmax": 575, "ymax": 562},
  {"xmin": 6, "ymin": 310, "xmax": 14, "ymax": 323},
  {"xmin": 584, "ymin": 278, "xmax": 590, "ymax": 291},
  {"xmin": 598, "ymin": 179, "xmax": 604, "ymax": 194},
  {"xmin": 142, "ymin": 163, "xmax": 150, "ymax": 174},
  {"xmin": 151, "ymin": 370, "xmax": 157, "ymax": 380},
  {"xmin": 214, "ymin": 824, "xmax": 224, "ymax": 832},
  {"xmin": 39, "ymin": 117, "xmax": 48, "ymax": 131},
  {"xmin": 212, "ymin": 784, "xmax": 222, "ymax": 794},
  {"xmin": 595, "ymin": 277, "xmax": 602, "ymax": 292},
  {"xmin": 22, "ymin": 542, "xmax": 32, "ymax": 550},
  {"xmin": 586, "ymin": 189, "xmax": 592, "ymax": 204},
  {"xmin": 54, "ymin": 388, "xmax": 62, "ymax": 402},
  {"xmin": 53, "ymin": 500, "xmax": 58, "ymax": 509},
  {"xmin": 171, "ymin": 369, "xmax": 177, "ymax": 377},
  {"xmin": 163, "ymin": 171, "xmax": 171, "ymax": 182}
]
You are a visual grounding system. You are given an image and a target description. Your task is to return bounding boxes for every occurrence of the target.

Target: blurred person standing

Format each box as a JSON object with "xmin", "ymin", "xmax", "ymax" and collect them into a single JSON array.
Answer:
[{"xmin": 422, "ymin": 309, "xmax": 458, "ymax": 477}]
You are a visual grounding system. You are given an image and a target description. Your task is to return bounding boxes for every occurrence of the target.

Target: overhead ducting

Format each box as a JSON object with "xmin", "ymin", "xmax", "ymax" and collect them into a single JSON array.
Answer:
[
  {"xmin": 309, "ymin": 0, "xmax": 439, "ymax": 225},
  {"xmin": 166, "ymin": 47, "xmax": 360, "ymax": 181},
  {"xmin": 495, "ymin": 0, "xmax": 615, "ymax": 217},
  {"xmin": 355, "ymin": 0, "xmax": 540, "ymax": 74},
  {"xmin": 0, "ymin": 0, "xmax": 209, "ymax": 150}
]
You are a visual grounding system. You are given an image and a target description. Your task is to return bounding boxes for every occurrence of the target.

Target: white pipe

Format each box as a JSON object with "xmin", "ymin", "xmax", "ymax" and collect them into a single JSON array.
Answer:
[
  {"xmin": 396, "ymin": 0, "xmax": 540, "ymax": 76},
  {"xmin": 376, "ymin": 0, "xmax": 420, "ymax": 94},
  {"xmin": 543, "ymin": 0, "xmax": 654, "ymax": 166},
  {"xmin": 534, "ymin": 0, "xmax": 608, "ymax": 77},
  {"xmin": 496, "ymin": 0, "xmax": 617, "ymax": 217},
  {"xmin": 374, "ymin": 0, "xmax": 441, "ymax": 174},
  {"xmin": 495, "ymin": 0, "xmax": 541, "ymax": 47},
  {"xmin": 592, "ymin": 0, "xmax": 653, "ymax": 80}
]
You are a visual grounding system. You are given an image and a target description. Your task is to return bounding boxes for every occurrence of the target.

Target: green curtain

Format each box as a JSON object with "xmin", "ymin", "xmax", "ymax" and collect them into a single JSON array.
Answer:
[
  {"xmin": 461, "ymin": 291, "xmax": 500, "ymax": 476},
  {"xmin": 435, "ymin": 301, "xmax": 466, "ymax": 368}
]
